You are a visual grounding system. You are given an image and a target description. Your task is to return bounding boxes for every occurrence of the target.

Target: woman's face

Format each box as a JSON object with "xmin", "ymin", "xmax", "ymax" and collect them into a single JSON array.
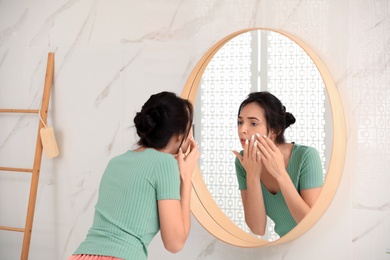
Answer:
[{"xmin": 237, "ymin": 102, "xmax": 270, "ymax": 148}]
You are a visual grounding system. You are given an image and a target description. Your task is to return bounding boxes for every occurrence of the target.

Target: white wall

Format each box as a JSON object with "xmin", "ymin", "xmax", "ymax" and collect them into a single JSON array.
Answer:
[{"xmin": 0, "ymin": 0, "xmax": 389, "ymax": 259}]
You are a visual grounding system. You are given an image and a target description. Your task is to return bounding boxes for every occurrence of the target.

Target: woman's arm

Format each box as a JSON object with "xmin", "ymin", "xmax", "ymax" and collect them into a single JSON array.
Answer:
[
  {"xmin": 257, "ymin": 135, "xmax": 321, "ymax": 223},
  {"xmin": 158, "ymin": 197, "xmax": 190, "ymax": 253},
  {"xmin": 240, "ymin": 186, "xmax": 267, "ymax": 235},
  {"xmin": 158, "ymin": 138, "xmax": 199, "ymax": 253},
  {"xmin": 234, "ymin": 136, "xmax": 267, "ymax": 235},
  {"xmin": 277, "ymin": 177, "xmax": 321, "ymax": 223}
]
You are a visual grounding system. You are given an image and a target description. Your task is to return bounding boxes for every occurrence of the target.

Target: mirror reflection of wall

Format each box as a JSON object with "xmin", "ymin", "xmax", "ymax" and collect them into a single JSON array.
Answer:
[{"xmin": 194, "ymin": 30, "xmax": 332, "ymax": 241}]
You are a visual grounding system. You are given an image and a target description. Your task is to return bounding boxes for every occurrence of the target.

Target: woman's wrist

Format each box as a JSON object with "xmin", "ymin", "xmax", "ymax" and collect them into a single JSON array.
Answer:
[
  {"xmin": 276, "ymin": 171, "xmax": 290, "ymax": 186},
  {"xmin": 246, "ymin": 172, "xmax": 260, "ymax": 182}
]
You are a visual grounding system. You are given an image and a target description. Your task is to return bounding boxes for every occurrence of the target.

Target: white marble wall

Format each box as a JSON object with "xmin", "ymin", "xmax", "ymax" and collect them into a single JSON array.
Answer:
[{"xmin": 0, "ymin": 0, "xmax": 389, "ymax": 259}]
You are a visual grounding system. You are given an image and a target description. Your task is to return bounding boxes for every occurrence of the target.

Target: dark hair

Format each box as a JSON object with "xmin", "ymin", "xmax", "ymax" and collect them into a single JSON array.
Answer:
[
  {"xmin": 134, "ymin": 91, "xmax": 193, "ymax": 150},
  {"xmin": 238, "ymin": 91, "xmax": 296, "ymax": 144}
]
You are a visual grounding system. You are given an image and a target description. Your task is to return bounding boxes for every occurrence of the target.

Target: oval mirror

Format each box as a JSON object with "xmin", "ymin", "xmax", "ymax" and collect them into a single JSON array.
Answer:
[{"xmin": 181, "ymin": 28, "xmax": 346, "ymax": 247}]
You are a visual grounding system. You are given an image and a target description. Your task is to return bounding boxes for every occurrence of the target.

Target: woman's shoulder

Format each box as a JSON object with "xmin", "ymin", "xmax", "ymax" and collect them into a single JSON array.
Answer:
[
  {"xmin": 146, "ymin": 148, "xmax": 175, "ymax": 160},
  {"xmin": 109, "ymin": 148, "xmax": 175, "ymax": 163},
  {"xmin": 292, "ymin": 143, "xmax": 320, "ymax": 158}
]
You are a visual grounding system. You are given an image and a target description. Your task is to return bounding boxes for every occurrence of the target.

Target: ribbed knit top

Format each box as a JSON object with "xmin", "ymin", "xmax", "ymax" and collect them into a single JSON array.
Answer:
[
  {"xmin": 235, "ymin": 143, "xmax": 324, "ymax": 237},
  {"xmin": 74, "ymin": 148, "xmax": 181, "ymax": 260}
]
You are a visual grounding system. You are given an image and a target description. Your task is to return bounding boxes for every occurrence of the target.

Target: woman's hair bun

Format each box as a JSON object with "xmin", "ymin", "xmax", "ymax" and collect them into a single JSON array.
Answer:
[
  {"xmin": 133, "ymin": 111, "xmax": 156, "ymax": 137},
  {"xmin": 285, "ymin": 112, "xmax": 296, "ymax": 128},
  {"xmin": 133, "ymin": 91, "xmax": 194, "ymax": 150}
]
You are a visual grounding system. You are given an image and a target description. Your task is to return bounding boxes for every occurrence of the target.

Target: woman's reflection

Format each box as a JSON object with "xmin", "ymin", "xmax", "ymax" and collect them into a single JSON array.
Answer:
[{"xmin": 233, "ymin": 91, "xmax": 323, "ymax": 237}]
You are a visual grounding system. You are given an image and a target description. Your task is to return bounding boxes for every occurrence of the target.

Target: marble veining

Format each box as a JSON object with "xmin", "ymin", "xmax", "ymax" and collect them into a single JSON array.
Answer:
[
  {"xmin": 95, "ymin": 50, "xmax": 141, "ymax": 106},
  {"xmin": 0, "ymin": 9, "xmax": 28, "ymax": 46},
  {"xmin": 0, "ymin": 117, "xmax": 30, "ymax": 149},
  {"xmin": 352, "ymin": 212, "xmax": 390, "ymax": 242},
  {"xmin": 0, "ymin": 49, "xmax": 9, "ymax": 68},
  {"xmin": 197, "ymin": 239, "xmax": 217, "ymax": 259},
  {"xmin": 0, "ymin": 1, "xmax": 389, "ymax": 260},
  {"xmin": 30, "ymin": 0, "xmax": 82, "ymax": 46}
]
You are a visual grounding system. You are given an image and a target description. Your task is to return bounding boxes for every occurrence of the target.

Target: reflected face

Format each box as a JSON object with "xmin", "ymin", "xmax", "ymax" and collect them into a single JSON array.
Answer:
[{"xmin": 237, "ymin": 102, "xmax": 270, "ymax": 148}]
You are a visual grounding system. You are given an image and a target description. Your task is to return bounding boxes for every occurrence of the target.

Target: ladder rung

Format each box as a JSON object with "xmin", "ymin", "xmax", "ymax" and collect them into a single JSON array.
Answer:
[
  {"xmin": 0, "ymin": 109, "xmax": 39, "ymax": 114},
  {"xmin": 0, "ymin": 167, "xmax": 33, "ymax": 173},
  {"xmin": 0, "ymin": 226, "xmax": 25, "ymax": 232}
]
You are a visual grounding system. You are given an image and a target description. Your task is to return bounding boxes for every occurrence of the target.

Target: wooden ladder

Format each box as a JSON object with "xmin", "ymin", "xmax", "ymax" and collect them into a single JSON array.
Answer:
[{"xmin": 0, "ymin": 52, "xmax": 55, "ymax": 260}]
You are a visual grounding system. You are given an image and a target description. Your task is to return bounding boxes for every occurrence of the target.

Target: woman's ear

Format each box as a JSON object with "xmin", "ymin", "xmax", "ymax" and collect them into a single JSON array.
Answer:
[
  {"xmin": 175, "ymin": 134, "xmax": 185, "ymax": 151},
  {"xmin": 269, "ymin": 129, "xmax": 279, "ymax": 141},
  {"xmin": 176, "ymin": 133, "xmax": 184, "ymax": 142}
]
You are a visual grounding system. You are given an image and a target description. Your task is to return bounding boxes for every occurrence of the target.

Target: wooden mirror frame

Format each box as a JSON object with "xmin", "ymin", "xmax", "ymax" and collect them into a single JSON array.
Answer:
[{"xmin": 181, "ymin": 28, "xmax": 346, "ymax": 247}]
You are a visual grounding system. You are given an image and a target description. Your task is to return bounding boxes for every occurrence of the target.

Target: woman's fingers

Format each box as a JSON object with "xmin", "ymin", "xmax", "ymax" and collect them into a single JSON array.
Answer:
[
  {"xmin": 256, "ymin": 134, "xmax": 274, "ymax": 157},
  {"xmin": 244, "ymin": 138, "xmax": 249, "ymax": 158},
  {"xmin": 176, "ymin": 147, "xmax": 184, "ymax": 163},
  {"xmin": 263, "ymin": 134, "xmax": 278, "ymax": 152},
  {"xmin": 252, "ymin": 139, "xmax": 258, "ymax": 160},
  {"xmin": 177, "ymin": 138, "xmax": 199, "ymax": 181},
  {"xmin": 234, "ymin": 135, "xmax": 258, "ymax": 162},
  {"xmin": 176, "ymin": 137, "xmax": 199, "ymax": 164},
  {"xmin": 244, "ymin": 135, "xmax": 258, "ymax": 159},
  {"xmin": 186, "ymin": 138, "xmax": 199, "ymax": 160},
  {"xmin": 232, "ymin": 150, "xmax": 243, "ymax": 162},
  {"xmin": 256, "ymin": 141, "xmax": 269, "ymax": 159},
  {"xmin": 256, "ymin": 133, "xmax": 278, "ymax": 153}
]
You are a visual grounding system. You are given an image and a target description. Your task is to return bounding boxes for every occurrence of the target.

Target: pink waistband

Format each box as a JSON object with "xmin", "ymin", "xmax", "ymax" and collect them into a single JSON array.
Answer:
[{"xmin": 68, "ymin": 255, "xmax": 122, "ymax": 260}]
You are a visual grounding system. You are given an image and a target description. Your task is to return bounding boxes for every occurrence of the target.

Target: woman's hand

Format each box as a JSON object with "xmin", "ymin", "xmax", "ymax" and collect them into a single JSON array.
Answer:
[
  {"xmin": 256, "ymin": 134, "xmax": 322, "ymax": 223},
  {"xmin": 176, "ymin": 137, "xmax": 199, "ymax": 182},
  {"xmin": 233, "ymin": 135, "xmax": 262, "ymax": 181},
  {"xmin": 256, "ymin": 134, "xmax": 287, "ymax": 182}
]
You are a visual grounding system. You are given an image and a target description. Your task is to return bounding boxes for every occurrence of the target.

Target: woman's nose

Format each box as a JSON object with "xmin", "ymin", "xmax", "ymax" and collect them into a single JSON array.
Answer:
[{"xmin": 239, "ymin": 126, "xmax": 247, "ymax": 134}]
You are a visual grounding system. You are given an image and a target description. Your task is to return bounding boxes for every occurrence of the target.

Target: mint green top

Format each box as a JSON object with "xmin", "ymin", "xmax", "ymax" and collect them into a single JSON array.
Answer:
[
  {"xmin": 74, "ymin": 148, "xmax": 181, "ymax": 260},
  {"xmin": 235, "ymin": 144, "xmax": 324, "ymax": 237}
]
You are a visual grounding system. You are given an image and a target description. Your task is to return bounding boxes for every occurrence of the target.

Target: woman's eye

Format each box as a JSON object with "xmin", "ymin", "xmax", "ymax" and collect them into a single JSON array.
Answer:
[
  {"xmin": 237, "ymin": 121, "xmax": 243, "ymax": 126},
  {"xmin": 251, "ymin": 122, "xmax": 258, "ymax": 127}
]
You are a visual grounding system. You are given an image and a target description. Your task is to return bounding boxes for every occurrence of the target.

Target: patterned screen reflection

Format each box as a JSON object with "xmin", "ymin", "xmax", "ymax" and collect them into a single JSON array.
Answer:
[{"xmin": 194, "ymin": 31, "xmax": 330, "ymax": 241}]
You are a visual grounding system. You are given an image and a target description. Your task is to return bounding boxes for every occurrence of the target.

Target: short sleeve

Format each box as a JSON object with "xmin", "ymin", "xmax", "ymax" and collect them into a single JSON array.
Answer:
[
  {"xmin": 299, "ymin": 147, "xmax": 324, "ymax": 190},
  {"xmin": 154, "ymin": 156, "xmax": 181, "ymax": 200},
  {"xmin": 235, "ymin": 151, "xmax": 247, "ymax": 190}
]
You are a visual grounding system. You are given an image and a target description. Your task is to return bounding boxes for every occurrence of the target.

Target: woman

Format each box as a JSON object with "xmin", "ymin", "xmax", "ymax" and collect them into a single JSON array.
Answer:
[
  {"xmin": 233, "ymin": 91, "xmax": 323, "ymax": 237},
  {"xmin": 69, "ymin": 91, "xmax": 199, "ymax": 260}
]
